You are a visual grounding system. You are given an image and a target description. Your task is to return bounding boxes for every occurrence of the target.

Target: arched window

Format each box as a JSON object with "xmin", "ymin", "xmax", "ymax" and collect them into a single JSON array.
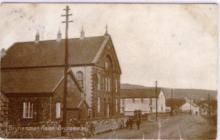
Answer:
[
  {"xmin": 97, "ymin": 97, "xmax": 101, "ymax": 112},
  {"xmin": 105, "ymin": 61, "xmax": 109, "ymax": 70},
  {"xmin": 105, "ymin": 56, "xmax": 112, "ymax": 71},
  {"xmin": 76, "ymin": 71, "xmax": 83, "ymax": 89},
  {"xmin": 97, "ymin": 73, "xmax": 101, "ymax": 90},
  {"xmin": 115, "ymin": 99, "xmax": 118, "ymax": 112},
  {"xmin": 108, "ymin": 78, "xmax": 111, "ymax": 91},
  {"xmin": 105, "ymin": 77, "xmax": 108, "ymax": 91},
  {"xmin": 115, "ymin": 79, "xmax": 118, "ymax": 92}
]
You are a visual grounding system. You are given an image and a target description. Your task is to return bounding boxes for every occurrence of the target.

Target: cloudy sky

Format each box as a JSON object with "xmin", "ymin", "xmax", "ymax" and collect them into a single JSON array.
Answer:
[{"xmin": 0, "ymin": 4, "xmax": 217, "ymax": 90}]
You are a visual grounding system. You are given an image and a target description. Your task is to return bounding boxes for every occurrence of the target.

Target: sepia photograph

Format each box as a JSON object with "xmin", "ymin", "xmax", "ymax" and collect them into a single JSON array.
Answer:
[{"xmin": 0, "ymin": 3, "xmax": 218, "ymax": 139}]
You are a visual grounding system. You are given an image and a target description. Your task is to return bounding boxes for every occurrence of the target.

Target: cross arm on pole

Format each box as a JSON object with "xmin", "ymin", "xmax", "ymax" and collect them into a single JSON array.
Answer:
[
  {"xmin": 62, "ymin": 20, "xmax": 73, "ymax": 23},
  {"xmin": 63, "ymin": 7, "xmax": 70, "ymax": 11},
  {"xmin": 61, "ymin": 14, "xmax": 72, "ymax": 17}
]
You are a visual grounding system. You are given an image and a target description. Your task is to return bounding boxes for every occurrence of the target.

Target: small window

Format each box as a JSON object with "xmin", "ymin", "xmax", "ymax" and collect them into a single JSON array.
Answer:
[
  {"xmin": 97, "ymin": 97, "xmax": 101, "ymax": 112},
  {"xmin": 108, "ymin": 78, "xmax": 111, "ymax": 91},
  {"xmin": 115, "ymin": 79, "xmax": 118, "ymax": 92},
  {"xmin": 105, "ymin": 61, "xmax": 109, "ymax": 69},
  {"xmin": 56, "ymin": 102, "xmax": 61, "ymax": 119},
  {"xmin": 141, "ymin": 98, "xmax": 144, "ymax": 103},
  {"xmin": 105, "ymin": 77, "xmax": 108, "ymax": 91},
  {"xmin": 115, "ymin": 99, "xmax": 118, "ymax": 112},
  {"xmin": 23, "ymin": 102, "xmax": 33, "ymax": 119},
  {"xmin": 76, "ymin": 71, "xmax": 84, "ymax": 89},
  {"xmin": 132, "ymin": 98, "xmax": 135, "ymax": 103},
  {"xmin": 97, "ymin": 74, "xmax": 101, "ymax": 90}
]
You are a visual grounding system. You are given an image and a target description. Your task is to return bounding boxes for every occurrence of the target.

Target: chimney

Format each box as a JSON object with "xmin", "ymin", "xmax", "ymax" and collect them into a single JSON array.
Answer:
[
  {"xmin": 80, "ymin": 26, "xmax": 85, "ymax": 40},
  {"xmin": 57, "ymin": 29, "xmax": 62, "ymax": 42},
  {"xmin": 35, "ymin": 31, "xmax": 40, "ymax": 43},
  {"xmin": 0, "ymin": 48, "xmax": 6, "ymax": 58},
  {"xmin": 104, "ymin": 24, "xmax": 109, "ymax": 36}
]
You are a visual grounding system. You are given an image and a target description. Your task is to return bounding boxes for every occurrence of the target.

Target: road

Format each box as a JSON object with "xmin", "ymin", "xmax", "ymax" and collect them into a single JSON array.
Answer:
[{"xmin": 89, "ymin": 114, "xmax": 216, "ymax": 139}]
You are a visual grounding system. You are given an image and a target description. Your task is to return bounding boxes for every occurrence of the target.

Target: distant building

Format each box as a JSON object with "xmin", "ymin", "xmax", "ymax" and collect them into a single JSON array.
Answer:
[
  {"xmin": 1, "ymin": 29, "xmax": 121, "ymax": 128},
  {"xmin": 180, "ymin": 100, "xmax": 200, "ymax": 115},
  {"xmin": 166, "ymin": 98, "xmax": 185, "ymax": 113},
  {"xmin": 197, "ymin": 100, "xmax": 217, "ymax": 116},
  {"xmin": 120, "ymin": 84, "xmax": 166, "ymax": 116},
  {"xmin": 199, "ymin": 103, "xmax": 209, "ymax": 116}
]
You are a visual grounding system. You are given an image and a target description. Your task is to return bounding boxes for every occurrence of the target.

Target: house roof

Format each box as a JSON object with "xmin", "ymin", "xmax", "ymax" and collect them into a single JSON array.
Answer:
[
  {"xmin": 1, "ymin": 67, "xmax": 64, "ymax": 94},
  {"xmin": 166, "ymin": 98, "xmax": 186, "ymax": 107},
  {"xmin": 1, "ymin": 67, "xmax": 84, "ymax": 96},
  {"xmin": 120, "ymin": 88, "xmax": 162, "ymax": 98},
  {"xmin": 1, "ymin": 36, "xmax": 107, "ymax": 68}
]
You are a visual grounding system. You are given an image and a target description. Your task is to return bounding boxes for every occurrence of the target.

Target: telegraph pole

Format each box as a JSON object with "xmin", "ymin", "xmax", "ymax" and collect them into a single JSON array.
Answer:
[
  {"xmin": 61, "ymin": 6, "xmax": 73, "ymax": 135},
  {"xmin": 208, "ymin": 93, "xmax": 210, "ymax": 117},
  {"xmin": 171, "ymin": 89, "xmax": 173, "ymax": 116},
  {"xmin": 190, "ymin": 96, "xmax": 192, "ymax": 115},
  {"xmin": 155, "ymin": 80, "xmax": 158, "ymax": 120}
]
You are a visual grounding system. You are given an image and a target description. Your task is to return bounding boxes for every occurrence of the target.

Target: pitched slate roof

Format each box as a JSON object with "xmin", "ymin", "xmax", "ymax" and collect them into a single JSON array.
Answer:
[
  {"xmin": 120, "ymin": 88, "xmax": 162, "ymax": 98},
  {"xmin": 1, "ymin": 67, "xmax": 85, "ymax": 95},
  {"xmin": 166, "ymin": 98, "xmax": 186, "ymax": 107},
  {"xmin": 1, "ymin": 67, "xmax": 64, "ymax": 94},
  {"xmin": 1, "ymin": 36, "xmax": 106, "ymax": 68}
]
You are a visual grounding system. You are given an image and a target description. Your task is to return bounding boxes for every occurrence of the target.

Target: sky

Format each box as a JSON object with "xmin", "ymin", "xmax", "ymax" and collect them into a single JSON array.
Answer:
[{"xmin": 0, "ymin": 4, "xmax": 218, "ymax": 90}]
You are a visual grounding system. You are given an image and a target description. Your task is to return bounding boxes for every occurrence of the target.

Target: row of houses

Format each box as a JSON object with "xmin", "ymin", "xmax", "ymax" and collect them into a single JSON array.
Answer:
[
  {"xmin": 120, "ymin": 85, "xmax": 166, "ymax": 116},
  {"xmin": 119, "ymin": 84, "xmax": 217, "ymax": 117}
]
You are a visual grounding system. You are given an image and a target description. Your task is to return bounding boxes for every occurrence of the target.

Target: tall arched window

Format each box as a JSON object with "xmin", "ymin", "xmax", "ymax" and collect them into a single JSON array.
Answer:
[
  {"xmin": 76, "ymin": 71, "xmax": 83, "ymax": 89},
  {"xmin": 97, "ymin": 97, "xmax": 101, "ymax": 112},
  {"xmin": 97, "ymin": 73, "xmax": 101, "ymax": 90}
]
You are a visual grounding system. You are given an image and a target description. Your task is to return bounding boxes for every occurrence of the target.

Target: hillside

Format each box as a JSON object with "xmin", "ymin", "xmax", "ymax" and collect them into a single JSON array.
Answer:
[{"xmin": 121, "ymin": 83, "xmax": 217, "ymax": 100}]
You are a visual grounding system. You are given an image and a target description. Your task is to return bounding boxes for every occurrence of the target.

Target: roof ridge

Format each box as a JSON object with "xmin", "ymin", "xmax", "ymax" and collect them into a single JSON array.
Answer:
[{"xmin": 14, "ymin": 35, "xmax": 105, "ymax": 44}]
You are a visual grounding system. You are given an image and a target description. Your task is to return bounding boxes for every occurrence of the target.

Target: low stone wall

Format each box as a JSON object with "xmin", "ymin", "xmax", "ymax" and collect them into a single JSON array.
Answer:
[
  {"xmin": 92, "ymin": 117, "xmax": 128, "ymax": 134},
  {"xmin": 7, "ymin": 122, "xmax": 61, "ymax": 138},
  {"xmin": 5, "ymin": 117, "xmax": 129, "ymax": 138},
  {"xmin": 0, "ymin": 121, "xmax": 8, "ymax": 138}
]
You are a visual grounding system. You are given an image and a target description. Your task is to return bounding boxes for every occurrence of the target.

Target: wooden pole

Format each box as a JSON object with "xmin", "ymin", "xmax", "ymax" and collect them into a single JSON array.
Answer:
[
  {"xmin": 208, "ymin": 93, "xmax": 210, "ymax": 117},
  {"xmin": 61, "ymin": 6, "xmax": 73, "ymax": 136},
  {"xmin": 171, "ymin": 89, "xmax": 173, "ymax": 116},
  {"xmin": 155, "ymin": 80, "xmax": 158, "ymax": 121}
]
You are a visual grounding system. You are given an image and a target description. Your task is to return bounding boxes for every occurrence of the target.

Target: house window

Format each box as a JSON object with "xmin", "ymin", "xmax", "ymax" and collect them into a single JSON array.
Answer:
[
  {"xmin": 105, "ymin": 77, "xmax": 108, "ymax": 91},
  {"xmin": 76, "ymin": 71, "xmax": 83, "ymax": 89},
  {"xmin": 106, "ymin": 104, "xmax": 110, "ymax": 117},
  {"xmin": 141, "ymin": 98, "xmax": 144, "ymax": 103},
  {"xmin": 56, "ymin": 102, "xmax": 61, "ymax": 119},
  {"xmin": 97, "ymin": 97, "xmax": 101, "ymax": 112},
  {"xmin": 108, "ymin": 78, "xmax": 111, "ymax": 91},
  {"xmin": 97, "ymin": 74, "xmax": 101, "ymax": 90},
  {"xmin": 115, "ymin": 79, "xmax": 118, "ymax": 92},
  {"xmin": 132, "ymin": 98, "xmax": 135, "ymax": 103},
  {"xmin": 115, "ymin": 99, "xmax": 118, "ymax": 112},
  {"xmin": 105, "ymin": 61, "xmax": 109, "ymax": 70},
  {"xmin": 23, "ymin": 102, "xmax": 33, "ymax": 119}
]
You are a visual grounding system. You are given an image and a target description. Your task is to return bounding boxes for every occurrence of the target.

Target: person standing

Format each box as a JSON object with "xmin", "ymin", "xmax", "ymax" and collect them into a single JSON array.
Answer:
[
  {"xmin": 130, "ymin": 117, "xmax": 133, "ymax": 129},
  {"xmin": 136, "ymin": 118, "xmax": 141, "ymax": 130}
]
